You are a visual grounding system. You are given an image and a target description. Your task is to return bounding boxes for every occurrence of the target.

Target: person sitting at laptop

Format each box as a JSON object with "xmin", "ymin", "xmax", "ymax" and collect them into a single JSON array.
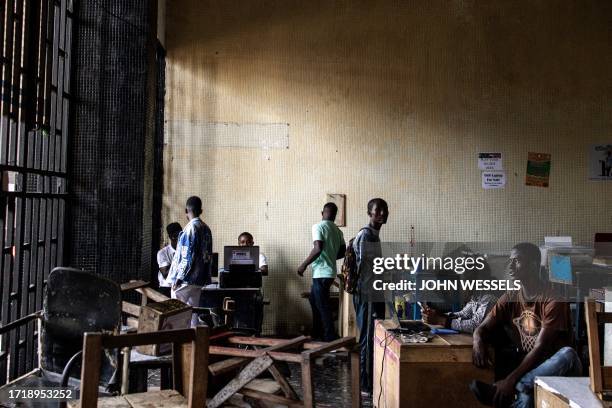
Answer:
[
  {"xmin": 421, "ymin": 254, "xmax": 497, "ymax": 333},
  {"xmin": 238, "ymin": 232, "xmax": 268, "ymax": 275}
]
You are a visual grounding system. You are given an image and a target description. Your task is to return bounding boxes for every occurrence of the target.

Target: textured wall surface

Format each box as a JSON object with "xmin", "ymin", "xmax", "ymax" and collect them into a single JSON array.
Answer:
[{"xmin": 164, "ymin": 0, "xmax": 612, "ymax": 335}]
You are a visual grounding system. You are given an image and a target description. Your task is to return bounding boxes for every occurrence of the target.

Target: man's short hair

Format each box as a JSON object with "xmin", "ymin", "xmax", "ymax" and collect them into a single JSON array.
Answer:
[
  {"xmin": 186, "ymin": 196, "xmax": 202, "ymax": 215},
  {"xmin": 323, "ymin": 202, "xmax": 338, "ymax": 215},
  {"xmin": 166, "ymin": 222, "xmax": 182, "ymax": 236},
  {"xmin": 512, "ymin": 242, "xmax": 541, "ymax": 266},
  {"xmin": 238, "ymin": 232, "xmax": 253, "ymax": 241},
  {"xmin": 367, "ymin": 198, "xmax": 388, "ymax": 213}
]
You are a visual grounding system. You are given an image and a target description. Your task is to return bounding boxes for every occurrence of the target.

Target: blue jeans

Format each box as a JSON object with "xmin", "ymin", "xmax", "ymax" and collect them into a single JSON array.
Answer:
[
  {"xmin": 512, "ymin": 346, "xmax": 582, "ymax": 408},
  {"xmin": 310, "ymin": 278, "xmax": 338, "ymax": 342},
  {"xmin": 353, "ymin": 290, "xmax": 385, "ymax": 392}
]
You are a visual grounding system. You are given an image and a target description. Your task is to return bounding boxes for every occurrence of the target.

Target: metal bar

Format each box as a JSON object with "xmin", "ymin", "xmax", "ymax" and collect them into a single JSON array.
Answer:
[
  {"xmin": 46, "ymin": 3, "xmax": 59, "ymax": 172},
  {"xmin": 2, "ymin": 197, "xmax": 16, "ymax": 327},
  {"xmin": 2, "ymin": 197, "xmax": 16, "ymax": 381},
  {"xmin": 0, "ymin": 164, "xmax": 66, "ymax": 177},
  {"xmin": 49, "ymin": 198, "xmax": 58, "ymax": 268},
  {"xmin": 9, "ymin": 195, "xmax": 23, "ymax": 379},
  {"xmin": 42, "ymin": 197, "xmax": 53, "ymax": 285},
  {"xmin": 35, "ymin": 0, "xmax": 49, "ymax": 153},
  {"xmin": 0, "ymin": 0, "xmax": 5, "ymax": 65},
  {"xmin": 40, "ymin": 2, "xmax": 54, "ymax": 171},
  {"xmin": 56, "ymin": 199, "xmax": 64, "ymax": 267},
  {"xmin": 16, "ymin": 0, "xmax": 32, "ymax": 169},
  {"xmin": 60, "ymin": 99, "xmax": 68, "ymax": 173},
  {"xmin": 0, "ymin": 196, "xmax": 6, "ymax": 384},
  {"xmin": 13, "ymin": 0, "xmax": 38, "ymax": 376},
  {"xmin": 35, "ymin": 0, "xmax": 48, "ymax": 128},
  {"xmin": 27, "ymin": 197, "xmax": 41, "ymax": 371},
  {"xmin": 59, "ymin": 0, "xmax": 66, "ymax": 54},
  {"xmin": 7, "ymin": 0, "xmax": 24, "ymax": 167},
  {"xmin": 20, "ymin": 197, "xmax": 32, "ymax": 372},
  {"xmin": 0, "ymin": 0, "xmax": 16, "ymax": 165},
  {"xmin": 0, "ymin": 191, "xmax": 68, "ymax": 198},
  {"xmin": 63, "ymin": 15, "xmax": 71, "ymax": 94},
  {"xmin": 34, "ymin": 198, "xmax": 44, "ymax": 312}
]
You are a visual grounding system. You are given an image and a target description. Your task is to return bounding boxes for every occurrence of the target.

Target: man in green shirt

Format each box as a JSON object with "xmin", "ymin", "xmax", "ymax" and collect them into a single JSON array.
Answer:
[{"xmin": 298, "ymin": 202, "xmax": 346, "ymax": 341}]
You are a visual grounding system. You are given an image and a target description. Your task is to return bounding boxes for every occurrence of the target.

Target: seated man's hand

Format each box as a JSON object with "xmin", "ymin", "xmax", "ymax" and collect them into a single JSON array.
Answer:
[
  {"xmin": 472, "ymin": 337, "xmax": 490, "ymax": 368},
  {"xmin": 493, "ymin": 377, "xmax": 515, "ymax": 407},
  {"xmin": 421, "ymin": 307, "xmax": 447, "ymax": 326}
]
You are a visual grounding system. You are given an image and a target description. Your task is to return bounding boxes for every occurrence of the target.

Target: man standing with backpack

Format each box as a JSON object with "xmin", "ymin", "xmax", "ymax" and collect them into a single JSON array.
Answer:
[
  {"xmin": 297, "ymin": 202, "xmax": 346, "ymax": 342},
  {"xmin": 352, "ymin": 198, "xmax": 389, "ymax": 396}
]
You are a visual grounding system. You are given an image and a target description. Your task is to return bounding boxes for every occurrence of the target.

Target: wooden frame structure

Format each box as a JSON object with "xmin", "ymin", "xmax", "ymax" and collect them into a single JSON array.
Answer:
[
  {"xmin": 585, "ymin": 297, "xmax": 612, "ymax": 399},
  {"xmin": 120, "ymin": 280, "xmax": 172, "ymax": 330},
  {"xmin": 119, "ymin": 280, "xmax": 361, "ymax": 407},
  {"xmin": 207, "ymin": 334, "xmax": 360, "ymax": 408},
  {"xmin": 71, "ymin": 327, "xmax": 209, "ymax": 408}
]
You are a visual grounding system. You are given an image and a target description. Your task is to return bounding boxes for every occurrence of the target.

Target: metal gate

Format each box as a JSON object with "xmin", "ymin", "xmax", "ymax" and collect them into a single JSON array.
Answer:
[{"xmin": 0, "ymin": 0, "xmax": 73, "ymax": 384}]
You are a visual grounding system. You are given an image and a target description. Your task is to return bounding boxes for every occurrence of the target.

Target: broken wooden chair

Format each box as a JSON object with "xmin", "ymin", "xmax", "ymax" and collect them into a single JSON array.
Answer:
[
  {"xmin": 69, "ymin": 326, "xmax": 209, "ymax": 408},
  {"xmin": 585, "ymin": 297, "xmax": 612, "ymax": 403},
  {"xmin": 0, "ymin": 267, "xmax": 121, "ymax": 394},
  {"xmin": 207, "ymin": 333, "xmax": 360, "ymax": 408}
]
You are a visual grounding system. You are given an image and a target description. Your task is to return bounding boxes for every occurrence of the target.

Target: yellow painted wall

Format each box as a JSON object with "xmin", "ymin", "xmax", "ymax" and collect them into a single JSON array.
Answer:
[{"xmin": 164, "ymin": 0, "xmax": 612, "ymax": 334}]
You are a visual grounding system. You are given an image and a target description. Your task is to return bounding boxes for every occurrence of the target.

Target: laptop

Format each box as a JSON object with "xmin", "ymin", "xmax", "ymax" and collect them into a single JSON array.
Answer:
[{"xmin": 223, "ymin": 246, "xmax": 260, "ymax": 270}]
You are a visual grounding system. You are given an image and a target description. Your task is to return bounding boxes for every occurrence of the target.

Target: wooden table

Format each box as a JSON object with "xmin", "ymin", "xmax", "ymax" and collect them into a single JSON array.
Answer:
[{"xmin": 373, "ymin": 319, "xmax": 493, "ymax": 408}]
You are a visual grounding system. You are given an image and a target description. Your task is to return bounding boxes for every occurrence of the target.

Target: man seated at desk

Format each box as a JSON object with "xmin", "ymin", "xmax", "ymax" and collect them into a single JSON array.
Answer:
[
  {"xmin": 470, "ymin": 242, "xmax": 582, "ymax": 408},
  {"xmin": 421, "ymin": 293, "xmax": 497, "ymax": 334},
  {"xmin": 238, "ymin": 232, "xmax": 268, "ymax": 275},
  {"xmin": 421, "ymin": 261, "xmax": 497, "ymax": 333}
]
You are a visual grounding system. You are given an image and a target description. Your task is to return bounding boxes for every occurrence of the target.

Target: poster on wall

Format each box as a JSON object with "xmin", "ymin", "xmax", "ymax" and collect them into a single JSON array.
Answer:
[
  {"xmin": 482, "ymin": 172, "xmax": 506, "ymax": 189},
  {"xmin": 588, "ymin": 144, "xmax": 612, "ymax": 181},
  {"xmin": 525, "ymin": 152, "xmax": 551, "ymax": 188},
  {"xmin": 478, "ymin": 153, "xmax": 503, "ymax": 171}
]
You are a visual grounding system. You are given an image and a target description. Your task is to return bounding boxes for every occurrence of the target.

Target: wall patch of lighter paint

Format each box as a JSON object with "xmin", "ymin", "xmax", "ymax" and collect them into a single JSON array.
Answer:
[{"xmin": 165, "ymin": 121, "xmax": 290, "ymax": 149}]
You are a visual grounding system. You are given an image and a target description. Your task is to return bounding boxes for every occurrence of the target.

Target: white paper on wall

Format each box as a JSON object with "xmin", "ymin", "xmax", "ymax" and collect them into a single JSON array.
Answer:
[
  {"xmin": 478, "ymin": 153, "xmax": 503, "ymax": 171},
  {"xmin": 482, "ymin": 171, "xmax": 506, "ymax": 189}
]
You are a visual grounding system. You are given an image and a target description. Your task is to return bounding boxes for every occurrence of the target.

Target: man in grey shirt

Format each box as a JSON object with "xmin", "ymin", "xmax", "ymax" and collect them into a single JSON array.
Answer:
[{"xmin": 352, "ymin": 198, "xmax": 389, "ymax": 396}]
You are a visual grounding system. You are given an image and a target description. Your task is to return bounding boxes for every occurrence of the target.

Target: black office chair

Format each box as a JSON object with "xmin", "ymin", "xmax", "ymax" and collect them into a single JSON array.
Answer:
[{"xmin": 0, "ymin": 267, "xmax": 122, "ymax": 402}]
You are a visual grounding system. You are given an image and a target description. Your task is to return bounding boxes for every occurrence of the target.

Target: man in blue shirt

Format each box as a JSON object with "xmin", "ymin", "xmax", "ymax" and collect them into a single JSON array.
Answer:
[
  {"xmin": 167, "ymin": 196, "xmax": 213, "ymax": 326},
  {"xmin": 298, "ymin": 202, "xmax": 346, "ymax": 341}
]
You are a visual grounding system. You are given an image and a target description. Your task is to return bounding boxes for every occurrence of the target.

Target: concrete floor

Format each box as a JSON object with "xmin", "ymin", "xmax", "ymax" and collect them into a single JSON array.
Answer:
[{"xmin": 286, "ymin": 354, "xmax": 373, "ymax": 408}]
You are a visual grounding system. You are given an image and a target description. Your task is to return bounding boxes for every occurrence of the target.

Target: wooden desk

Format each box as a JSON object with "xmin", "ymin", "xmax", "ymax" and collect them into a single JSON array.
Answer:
[{"xmin": 373, "ymin": 319, "xmax": 493, "ymax": 408}]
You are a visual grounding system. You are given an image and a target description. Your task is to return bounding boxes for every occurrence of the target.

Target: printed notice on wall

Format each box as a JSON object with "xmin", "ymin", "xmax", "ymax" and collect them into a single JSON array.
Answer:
[
  {"xmin": 588, "ymin": 144, "xmax": 612, "ymax": 181},
  {"xmin": 478, "ymin": 153, "xmax": 503, "ymax": 171},
  {"xmin": 526, "ymin": 152, "xmax": 551, "ymax": 188},
  {"xmin": 482, "ymin": 172, "xmax": 506, "ymax": 189}
]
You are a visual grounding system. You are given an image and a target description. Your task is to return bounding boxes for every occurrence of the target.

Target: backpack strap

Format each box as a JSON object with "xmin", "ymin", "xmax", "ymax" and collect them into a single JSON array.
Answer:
[{"xmin": 353, "ymin": 227, "xmax": 373, "ymax": 247}]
